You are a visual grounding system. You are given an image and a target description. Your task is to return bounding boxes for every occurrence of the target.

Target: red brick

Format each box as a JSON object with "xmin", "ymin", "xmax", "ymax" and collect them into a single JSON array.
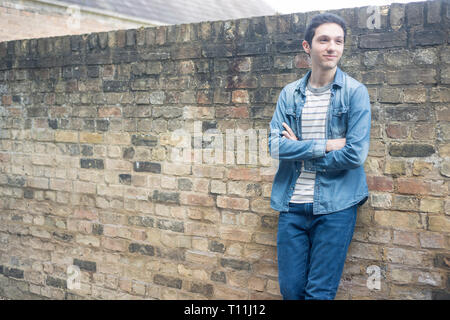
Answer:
[
  {"xmin": 196, "ymin": 91, "xmax": 211, "ymax": 104},
  {"xmin": 231, "ymin": 90, "xmax": 249, "ymax": 104},
  {"xmin": 217, "ymin": 195, "xmax": 249, "ymax": 210},
  {"xmin": 180, "ymin": 193, "xmax": 215, "ymax": 206},
  {"xmin": 386, "ymin": 124, "xmax": 408, "ymax": 139},
  {"xmin": 396, "ymin": 178, "xmax": 444, "ymax": 196},
  {"xmin": 367, "ymin": 175, "xmax": 394, "ymax": 192},
  {"xmin": 397, "ymin": 178, "xmax": 427, "ymax": 195},
  {"xmin": 215, "ymin": 106, "xmax": 249, "ymax": 119},
  {"xmin": 2, "ymin": 95, "xmax": 12, "ymax": 106},
  {"xmin": 98, "ymin": 107, "xmax": 122, "ymax": 117},
  {"xmin": 73, "ymin": 208, "xmax": 98, "ymax": 220},
  {"xmin": 227, "ymin": 168, "xmax": 261, "ymax": 181},
  {"xmin": 8, "ymin": 107, "xmax": 22, "ymax": 117}
]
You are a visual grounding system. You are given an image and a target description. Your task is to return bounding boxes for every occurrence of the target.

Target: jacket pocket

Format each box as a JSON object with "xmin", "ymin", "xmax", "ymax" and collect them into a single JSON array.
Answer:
[{"xmin": 331, "ymin": 105, "xmax": 348, "ymax": 138}]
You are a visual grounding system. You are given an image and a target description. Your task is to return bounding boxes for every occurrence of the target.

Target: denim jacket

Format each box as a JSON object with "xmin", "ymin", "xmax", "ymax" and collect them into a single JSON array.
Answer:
[{"xmin": 268, "ymin": 66, "xmax": 371, "ymax": 215}]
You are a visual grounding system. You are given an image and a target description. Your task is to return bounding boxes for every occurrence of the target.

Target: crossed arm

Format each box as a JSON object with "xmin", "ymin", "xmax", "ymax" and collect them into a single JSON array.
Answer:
[
  {"xmin": 281, "ymin": 122, "xmax": 346, "ymax": 152},
  {"xmin": 269, "ymin": 85, "xmax": 371, "ymax": 171}
]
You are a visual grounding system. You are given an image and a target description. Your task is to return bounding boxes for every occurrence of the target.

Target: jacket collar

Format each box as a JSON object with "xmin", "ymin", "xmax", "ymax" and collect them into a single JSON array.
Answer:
[{"xmin": 295, "ymin": 66, "xmax": 344, "ymax": 95}]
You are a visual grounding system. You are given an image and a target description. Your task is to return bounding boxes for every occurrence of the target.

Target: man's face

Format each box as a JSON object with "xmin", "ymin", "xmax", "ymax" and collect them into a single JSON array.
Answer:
[{"xmin": 302, "ymin": 23, "xmax": 344, "ymax": 71}]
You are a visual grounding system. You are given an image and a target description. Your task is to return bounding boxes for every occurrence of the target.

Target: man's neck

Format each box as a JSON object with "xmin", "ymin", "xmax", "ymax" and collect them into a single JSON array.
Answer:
[{"xmin": 308, "ymin": 66, "xmax": 337, "ymax": 88}]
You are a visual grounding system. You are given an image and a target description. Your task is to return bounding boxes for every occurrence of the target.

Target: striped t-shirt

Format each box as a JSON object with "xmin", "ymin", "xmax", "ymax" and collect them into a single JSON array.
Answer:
[{"xmin": 289, "ymin": 80, "xmax": 332, "ymax": 204}]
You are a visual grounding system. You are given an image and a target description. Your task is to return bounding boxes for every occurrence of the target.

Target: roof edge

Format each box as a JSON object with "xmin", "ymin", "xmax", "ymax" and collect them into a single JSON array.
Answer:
[{"xmin": 22, "ymin": 0, "xmax": 167, "ymax": 26}]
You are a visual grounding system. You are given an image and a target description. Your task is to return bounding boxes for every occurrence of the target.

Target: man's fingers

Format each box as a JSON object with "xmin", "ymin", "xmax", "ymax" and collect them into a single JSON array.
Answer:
[
  {"xmin": 282, "ymin": 122, "xmax": 295, "ymax": 136},
  {"xmin": 281, "ymin": 125, "xmax": 298, "ymax": 141}
]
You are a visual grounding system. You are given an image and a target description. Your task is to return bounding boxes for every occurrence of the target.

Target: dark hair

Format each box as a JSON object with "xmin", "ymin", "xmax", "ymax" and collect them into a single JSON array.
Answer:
[{"xmin": 304, "ymin": 13, "xmax": 347, "ymax": 49}]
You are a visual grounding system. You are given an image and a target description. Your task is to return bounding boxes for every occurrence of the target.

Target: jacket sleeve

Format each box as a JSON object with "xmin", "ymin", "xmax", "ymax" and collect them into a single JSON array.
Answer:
[
  {"xmin": 268, "ymin": 87, "xmax": 327, "ymax": 161},
  {"xmin": 306, "ymin": 84, "xmax": 371, "ymax": 172}
]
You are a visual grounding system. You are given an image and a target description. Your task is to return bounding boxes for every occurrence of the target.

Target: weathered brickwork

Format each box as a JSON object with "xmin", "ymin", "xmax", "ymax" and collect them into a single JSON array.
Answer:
[{"xmin": 0, "ymin": 0, "xmax": 449, "ymax": 300}]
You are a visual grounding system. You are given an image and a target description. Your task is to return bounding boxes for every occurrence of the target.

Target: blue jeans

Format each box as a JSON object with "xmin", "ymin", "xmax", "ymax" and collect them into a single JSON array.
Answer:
[{"xmin": 277, "ymin": 202, "xmax": 357, "ymax": 300}]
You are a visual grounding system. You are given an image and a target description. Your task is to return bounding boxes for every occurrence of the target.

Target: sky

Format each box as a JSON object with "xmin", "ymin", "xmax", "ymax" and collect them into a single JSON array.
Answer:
[{"xmin": 264, "ymin": 0, "xmax": 426, "ymax": 14}]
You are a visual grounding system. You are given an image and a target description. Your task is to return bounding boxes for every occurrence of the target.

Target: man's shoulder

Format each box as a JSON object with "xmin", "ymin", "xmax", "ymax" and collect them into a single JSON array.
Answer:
[
  {"xmin": 340, "ymin": 70, "xmax": 371, "ymax": 109},
  {"xmin": 342, "ymin": 70, "xmax": 366, "ymax": 91}
]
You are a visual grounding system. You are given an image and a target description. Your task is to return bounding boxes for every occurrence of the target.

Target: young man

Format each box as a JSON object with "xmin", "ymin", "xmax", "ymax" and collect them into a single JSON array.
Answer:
[{"xmin": 268, "ymin": 13, "xmax": 371, "ymax": 300}]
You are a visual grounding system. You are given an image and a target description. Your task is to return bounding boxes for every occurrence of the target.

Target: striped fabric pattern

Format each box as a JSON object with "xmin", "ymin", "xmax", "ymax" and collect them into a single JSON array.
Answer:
[{"xmin": 290, "ymin": 80, "xmax": 332, "ymax": 204}]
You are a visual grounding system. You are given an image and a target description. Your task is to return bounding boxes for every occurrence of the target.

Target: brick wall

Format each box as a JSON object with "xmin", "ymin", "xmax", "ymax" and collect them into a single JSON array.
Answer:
[{"xmin": 0, "ymin": 0, "xmax": 449, "ymax": 300}]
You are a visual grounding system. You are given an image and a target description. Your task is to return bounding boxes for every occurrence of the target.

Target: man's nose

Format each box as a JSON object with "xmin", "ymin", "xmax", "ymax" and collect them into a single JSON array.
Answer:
[{"xmin": 327, "ymin": 41, "xmax": 338, "ymax": 52}]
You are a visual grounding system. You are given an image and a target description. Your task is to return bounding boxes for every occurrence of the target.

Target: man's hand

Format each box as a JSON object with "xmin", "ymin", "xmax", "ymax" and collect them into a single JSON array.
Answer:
[
  {"xmin": 326, "ymin": 138, "xmax": 346, "ymax": 152},
  {"xmin": 281, "ymin": 122, "xmax": 298, "ymax": 140}
]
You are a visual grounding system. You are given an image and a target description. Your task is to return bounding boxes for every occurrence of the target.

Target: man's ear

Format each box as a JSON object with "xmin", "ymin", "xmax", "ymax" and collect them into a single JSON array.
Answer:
[{"xmin": 302, "ymin": 40, "xmax": 310, "ymax": 55}]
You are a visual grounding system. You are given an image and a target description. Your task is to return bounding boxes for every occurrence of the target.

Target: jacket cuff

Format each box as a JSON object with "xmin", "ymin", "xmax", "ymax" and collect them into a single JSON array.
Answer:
[{"xmin": 312, "ymin": 139, "xmax": 327, "ymax": 158}]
